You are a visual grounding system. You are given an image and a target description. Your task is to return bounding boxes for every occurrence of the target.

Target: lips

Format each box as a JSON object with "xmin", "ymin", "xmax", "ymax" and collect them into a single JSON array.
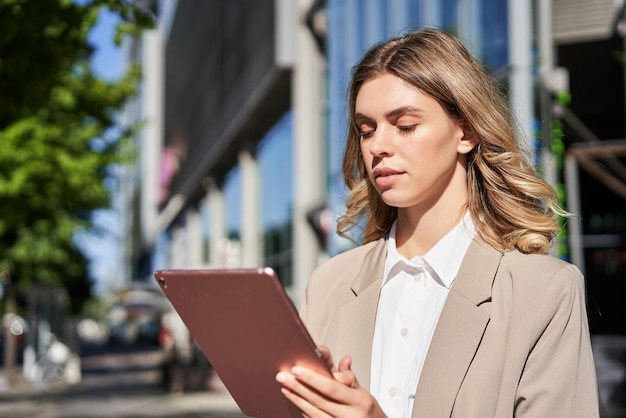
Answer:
[
  {"xmin": 373, "ymin": 167, "xmax": 404, "ymax": 179},
  {"xmin": 372, "ymin": 167, "xmax": 404, "ymax": 187}
]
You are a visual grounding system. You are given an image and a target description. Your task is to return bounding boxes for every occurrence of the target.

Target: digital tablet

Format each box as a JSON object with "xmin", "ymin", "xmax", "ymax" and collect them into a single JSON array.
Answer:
[{"xmin": 154, "ymin": 267, "xmax": 331, "ymax": 418}]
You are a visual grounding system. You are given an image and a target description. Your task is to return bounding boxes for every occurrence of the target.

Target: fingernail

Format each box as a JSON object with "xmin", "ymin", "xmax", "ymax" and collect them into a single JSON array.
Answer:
[
  {"xmin": 276, "ymin": 372, "xmax": 287, "ymax": 383},
  {"xmin": 291, "ymin": 367, "xmax": 303, "ymax": 376},
  {"xmin": 281, "ymin": 387, "xmax": 291, "ymax": 396}
]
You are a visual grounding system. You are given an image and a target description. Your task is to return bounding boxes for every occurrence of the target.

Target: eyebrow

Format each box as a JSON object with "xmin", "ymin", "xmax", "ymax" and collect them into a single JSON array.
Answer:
[
  {"xmin": 354, "ymin": 106, "xmax": 423, "ymax": 121},
  {"xmin": 385, "ymin": 106, "xmax": 423, "ymax": 118}
]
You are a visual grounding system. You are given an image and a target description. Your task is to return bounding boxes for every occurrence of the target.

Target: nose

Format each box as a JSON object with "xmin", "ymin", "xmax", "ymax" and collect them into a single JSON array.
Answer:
[{"xmin": 367, "ymin": 125, "xmax": 393, "ymax": 157}]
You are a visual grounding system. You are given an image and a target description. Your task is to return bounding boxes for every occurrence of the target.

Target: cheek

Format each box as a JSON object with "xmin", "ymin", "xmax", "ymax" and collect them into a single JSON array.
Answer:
[{"xmin": 418, "ymin": 129, "xmax": 461, "ymax": 161}]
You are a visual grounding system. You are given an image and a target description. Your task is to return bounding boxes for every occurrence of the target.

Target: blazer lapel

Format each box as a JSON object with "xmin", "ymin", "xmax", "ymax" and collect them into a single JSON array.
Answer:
[
  {"xmin": 336, "ymin": 238, "xmax": 387, "ymax": 391},
  {"xmin": 412, "ymin": 238, "xmax": 503, "ymax": 418}
]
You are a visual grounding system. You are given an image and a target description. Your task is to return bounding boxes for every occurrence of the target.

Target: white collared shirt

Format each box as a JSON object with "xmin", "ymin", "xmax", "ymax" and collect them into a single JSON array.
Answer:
[{"xmin": 370, "ymin": 212, "xmax": 476, "ymax": 418}]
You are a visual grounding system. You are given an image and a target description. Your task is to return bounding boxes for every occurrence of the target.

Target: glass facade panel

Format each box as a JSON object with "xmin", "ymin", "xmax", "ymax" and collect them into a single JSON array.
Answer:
[
  {"xmin": 153, "ymin": 230, "xmax": 171, "ymax": 270},
  {"xmin": 258, "ymin": 111, "xmax": 294, "ymax": 286},
  {"xmin": 224, "ymin": 166, "xmax": 242, "ymax": 241},
  {"xmin": 480, "ymin": 0, "xmax": 508, "ymax": 70},
  {"xmin": 440, "ymin": 0, "xmax": 459, "ymax": 33},
  {"xmin": 258, "ymin": 111, "xmax": 293, "ymax": 231}
]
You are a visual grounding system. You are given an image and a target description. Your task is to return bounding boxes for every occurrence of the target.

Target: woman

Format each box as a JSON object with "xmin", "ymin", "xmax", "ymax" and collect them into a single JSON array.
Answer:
[{"xmin": 276, "ymin": 28, "xmax": 599, "ymax": 417}]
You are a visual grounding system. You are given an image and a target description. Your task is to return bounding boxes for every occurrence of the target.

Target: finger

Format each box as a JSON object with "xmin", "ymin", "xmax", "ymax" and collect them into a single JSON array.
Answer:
[
  {"xmin": 337, "ymin": 355, "xmax": 352, "ymax": 373},
  {"xmin": 333, "ymin": 369, "xmax": 357, "ymax": 388},
  {"xmin": 280, "ymin": 386, "xmax": 331, "ymax": 418},
  {"xmin": 332, "ymin": 370, "xmax": 354, "ymax": 387},
  {"xmin": 277, "ymin": 371, "xmax": 333, "ymax": 418},
  {"xmin": 290, "ymin": 366, "xmax": 356, "ymax": 404},
  {"xmin": 287, "ymin": 367, "xmax": 380, "ymax": 417},
  {"xmin": 335, "ymin": 356, "xmax": 359, "ymax": 388}
]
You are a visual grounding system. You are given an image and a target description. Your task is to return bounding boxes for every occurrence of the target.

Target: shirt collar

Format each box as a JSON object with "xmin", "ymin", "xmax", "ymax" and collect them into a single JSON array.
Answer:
[{"xmin": 383, "ymin": 211, "xmax": 476, "ymax": 289}]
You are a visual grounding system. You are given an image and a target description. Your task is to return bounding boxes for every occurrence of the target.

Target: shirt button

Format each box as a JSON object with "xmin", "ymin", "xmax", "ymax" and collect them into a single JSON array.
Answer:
[
  {"xmin": 388, "ymin": 387, "xmax": 397, "ymax": 397},
  {"xmin": 413, "ymin": 272, "xmax": 423, "ymax": 282},
  {"xmin": 400, "ymin": 327, "xmax": 408, "ymax": 336}
]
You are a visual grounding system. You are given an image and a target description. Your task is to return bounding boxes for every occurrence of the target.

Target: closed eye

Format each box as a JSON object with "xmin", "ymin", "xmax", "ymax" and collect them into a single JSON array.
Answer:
[
  {"xmin": 398, "ymin": 125, "xmax": 417, "ymax": 135},
  {"xmin": 359, "ymin": 130, "xmax": 375, "ymax": 140}
]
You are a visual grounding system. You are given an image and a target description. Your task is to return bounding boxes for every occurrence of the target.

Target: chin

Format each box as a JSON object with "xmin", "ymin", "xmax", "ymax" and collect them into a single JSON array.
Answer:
[
  {"xmin": 379, "ymin": 193, "xmax": 423, "ymax": 209},
  {"xmin": 380, "ymin": 196, "xmax": 410, "ymax": 209}
]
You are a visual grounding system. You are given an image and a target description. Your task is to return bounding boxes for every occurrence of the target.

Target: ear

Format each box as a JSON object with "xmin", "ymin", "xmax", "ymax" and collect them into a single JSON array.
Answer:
[{"xmin": 456, "ymin": 125, "xmax": 478, "ymax": 155}]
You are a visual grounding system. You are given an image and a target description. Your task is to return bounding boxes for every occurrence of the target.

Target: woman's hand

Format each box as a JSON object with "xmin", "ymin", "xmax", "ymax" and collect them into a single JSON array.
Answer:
[{"xmin": 276, "ymin": 351, "xmax": 387, "ymax": 418}]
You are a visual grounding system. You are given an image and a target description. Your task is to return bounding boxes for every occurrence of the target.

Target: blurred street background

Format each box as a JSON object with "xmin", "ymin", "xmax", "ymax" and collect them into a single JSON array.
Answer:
[
  {"xmin": 0, "ymin": 340, "xmax": 246, "ymax": 418},
  {"xmin": 0, "ymin": 283, "xmax": 247, "ymax": 417},
  {"xmin": 1, "ymin": 0, "xmax": 625, "ymax": 417}
]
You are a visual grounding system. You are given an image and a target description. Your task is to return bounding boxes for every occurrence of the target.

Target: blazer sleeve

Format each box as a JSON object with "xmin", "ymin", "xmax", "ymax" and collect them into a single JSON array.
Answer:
[{"xmin": 515, "ymin": 263, "xmax": 599, "ymax": 418}]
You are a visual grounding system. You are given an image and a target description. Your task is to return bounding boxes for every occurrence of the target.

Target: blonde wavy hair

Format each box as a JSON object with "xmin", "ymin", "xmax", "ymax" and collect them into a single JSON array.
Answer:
[{"xmin": 337, "ymin": 28, "xmax": 565, "ymax": 254}]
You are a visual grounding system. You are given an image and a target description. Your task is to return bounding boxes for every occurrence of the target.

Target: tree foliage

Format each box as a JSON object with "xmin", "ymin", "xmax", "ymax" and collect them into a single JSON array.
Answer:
[{"xmin": 0, "ymin": 0, "xmax": 153, "ymax": 313}]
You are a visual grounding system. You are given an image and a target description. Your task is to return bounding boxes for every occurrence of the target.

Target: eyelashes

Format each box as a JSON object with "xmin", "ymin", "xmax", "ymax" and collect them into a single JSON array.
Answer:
[
  {"xmin": 359, "ymin": 130, "xmax": 375, "ymax": 140},
  {"xmin": 397, "ymin": 125, "xmax": 417, "ymax": 135},
  {"xmin": 358, "ymin": 125, "xmax": 417, "ymax": 140}
]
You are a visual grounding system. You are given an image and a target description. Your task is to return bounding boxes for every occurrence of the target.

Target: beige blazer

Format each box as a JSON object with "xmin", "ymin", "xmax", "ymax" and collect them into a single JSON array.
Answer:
[{"xmin": 300, "ymin": 237, "xmax": 600, "ymax": 418}]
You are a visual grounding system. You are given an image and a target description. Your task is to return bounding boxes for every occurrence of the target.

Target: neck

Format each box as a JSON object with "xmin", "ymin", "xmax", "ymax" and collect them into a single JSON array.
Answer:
[
  {"xmin": 395, "ymin": 207, "xmax": 466, "ymax": 258},
  {"xmin": 395, "ymin": 158, "xmax": 470, "ymax": 258}
]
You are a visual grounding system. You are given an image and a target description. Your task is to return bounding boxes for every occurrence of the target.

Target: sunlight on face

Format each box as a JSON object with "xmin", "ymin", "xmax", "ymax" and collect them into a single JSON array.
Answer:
[{"xmin": 356, "ymin": 73, "xmax": 471, "ymax": 212}]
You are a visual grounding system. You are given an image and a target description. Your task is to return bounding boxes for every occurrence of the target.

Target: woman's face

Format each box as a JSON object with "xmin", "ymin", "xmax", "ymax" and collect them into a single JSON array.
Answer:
[{"xmin": 356, "ymin": 73, "xmax": 474, "ymax": 212}]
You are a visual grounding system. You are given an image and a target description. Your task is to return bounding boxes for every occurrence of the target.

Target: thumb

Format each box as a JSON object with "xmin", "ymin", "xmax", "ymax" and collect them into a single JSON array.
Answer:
[
  {"xmin": 334, "ymin": 356, "xmax": 359, "ymax": 388},
  {"xmin": 337, "ymin": 355, "xmax": 352, "ymax": 372}
]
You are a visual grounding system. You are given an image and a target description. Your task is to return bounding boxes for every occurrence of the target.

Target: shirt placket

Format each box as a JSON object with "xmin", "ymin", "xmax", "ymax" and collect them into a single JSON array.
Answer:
[{"xmin": 401, "ymin": 264, "xmax": 427, "ymax": 418}]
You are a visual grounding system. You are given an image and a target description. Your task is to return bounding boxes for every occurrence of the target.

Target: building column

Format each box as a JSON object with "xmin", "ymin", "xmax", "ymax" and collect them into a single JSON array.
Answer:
[
  {"xmin": 169, "ymin": 224, "xmax": 185, "ymax": 269},
  {"xmin": 239, "ymin": 143, "xmax": 261, "ymax": 268},
  {"xmin": 139, "ymin": 27, "xmax": 164, "ymax": 249},
  {"xmin": 537, "ymin": 0, "xmax": 559, "ymax": 188},
  {"xmin": 120, "ymin": 26, "xmax": 164, "ymax": 286},
  {"xmin": 292, "ymin": 0, "xmax": 325, "ymax": 305},
  {"xmin": 206, "ymin": 178, "xmax": 227, "ymax": 268},
  {"xmin": 168, "ymin": 210, "xmax": 203, "ymax": 269},
  {"xmin": 508, "ymin": 0, "xmax": 534, "ymax": 155},
  {"xmin": 185, "ymin": 208, "xmax": 203, "ymax": 268},
  {"xmin": 565, "ymin": 154, "xmax": 585, "ymax": 272}
]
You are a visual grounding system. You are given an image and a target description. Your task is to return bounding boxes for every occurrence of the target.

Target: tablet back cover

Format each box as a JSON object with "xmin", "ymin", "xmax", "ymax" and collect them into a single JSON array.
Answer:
[{"xmin": 154, "ymin": 267, "xmax": 328, "ymax": 418}]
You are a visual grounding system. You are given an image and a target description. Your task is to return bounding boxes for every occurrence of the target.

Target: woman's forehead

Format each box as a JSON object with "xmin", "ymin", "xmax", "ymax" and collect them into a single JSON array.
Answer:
[{"xmin": 354, "ymin": 74, "xmax": 439, "ymax": 115}]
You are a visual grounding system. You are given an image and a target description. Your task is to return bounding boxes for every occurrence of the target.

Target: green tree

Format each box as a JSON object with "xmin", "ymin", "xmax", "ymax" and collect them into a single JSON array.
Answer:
[{"xmin": 0, "ymin": 0, "xmax": 153, "ymax": 315}]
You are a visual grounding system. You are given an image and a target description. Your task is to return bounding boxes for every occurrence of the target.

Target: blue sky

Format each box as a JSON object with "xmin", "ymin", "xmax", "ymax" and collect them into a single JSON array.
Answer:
[{"xmin": 89, "ymin": 8, "xmax": 122, "ymax": 80}]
